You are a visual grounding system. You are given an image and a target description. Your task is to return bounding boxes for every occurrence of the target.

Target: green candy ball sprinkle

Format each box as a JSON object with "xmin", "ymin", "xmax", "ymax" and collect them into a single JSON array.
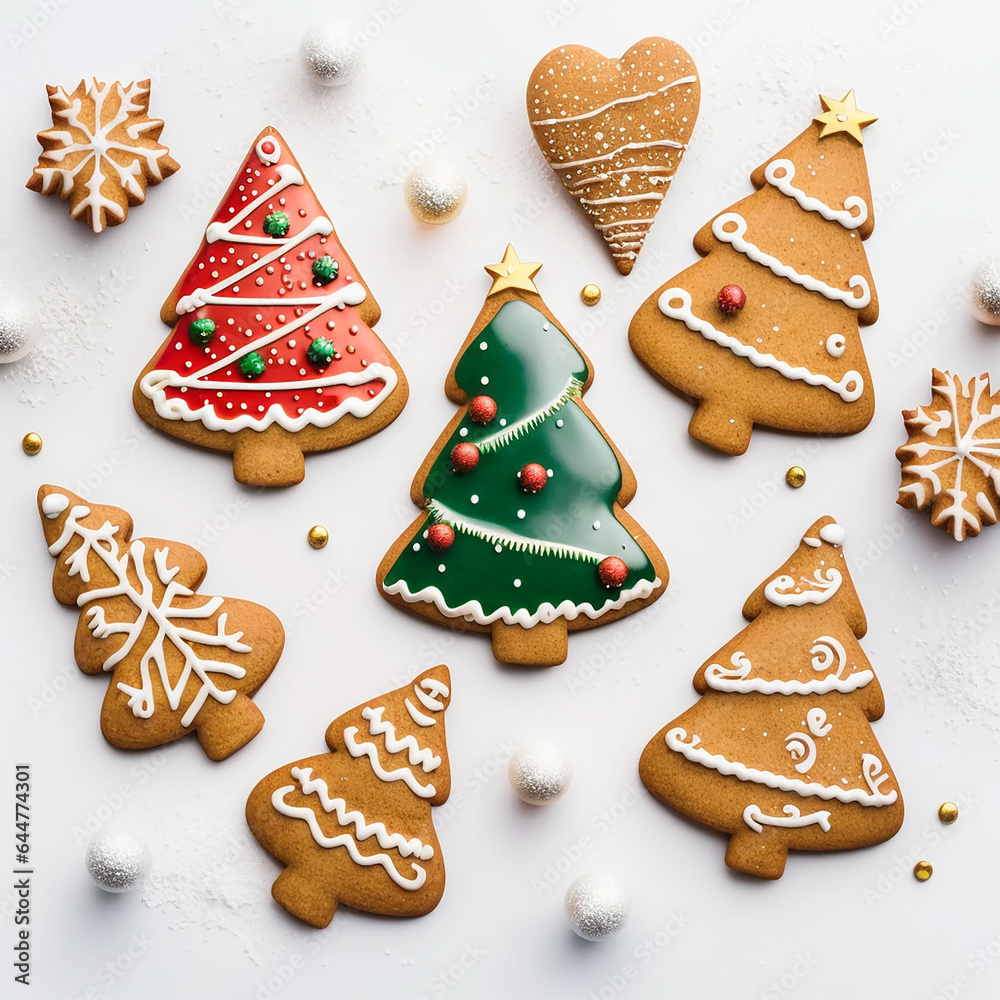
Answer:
[
  {"xmin": 307, "ymin": 337, "xmax": 336, "ymax": 367},
  {"xmin": 239, "ymin": 351, "xmax": 266, "ymax": 379},
  {"xmin": 312, "ymin": 255, "xmax": 339, "ymax": 285},
  {"xmin": 188, "ymin": 317, "xmax": 216, "ymax": 346},
  {"xmin": 262, "ymin": 211, "xmax": 290, "ymax": 238}
]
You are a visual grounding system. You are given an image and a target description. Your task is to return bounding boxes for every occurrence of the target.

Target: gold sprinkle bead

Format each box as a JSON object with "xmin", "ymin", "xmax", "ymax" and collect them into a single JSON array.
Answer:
[
  {"xmin": 307, "ymin": 525, "xmax": 329, "ymax": 549},
  {"xmin": 785, "ymin": 466, "xmax": 806, "ymax": 488},
  {"xmin": 21, "ymin": 432, "xmax": 42, "ymax": 456},
  {"xmin": 938, "ymin": 801, "xmax": 959, "ymax": 824},
  {"xmin": 913, "ymin": 860, "xmax": 933, "ymax": 882},
  {"xmin": 580, "ymin": 283, "xmax": 602, "ymax": 307}
]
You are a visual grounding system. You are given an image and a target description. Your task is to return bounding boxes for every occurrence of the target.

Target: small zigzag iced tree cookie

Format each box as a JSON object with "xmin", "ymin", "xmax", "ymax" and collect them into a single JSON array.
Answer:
[
  {"xmin": 37, "ymin": 486, "xmax": 283, "ymax": 760},
  {"xmin": 134, "ymin": 126, "xmax": 408, "ymax": 486},
  {"xmin": 377, "ymin": 245, "xmax": 668, "ymax": 667},
  {"xmin": 629, "ymin": 91, "xmax": 879, "ymax": 455},
  {"xmin": 639, "ymin": 517, "xmax": 903, "ymax": 879},
  {"xmin": 246, "ymin": 667, "xmax": 452, "ymax": 928},
  {"xmin": 896, "ymin": 369, "xmax": 1000, "ymax": 541},
  {"xmin": 26, "ymin": 79, "xmax": 178, "ymax": 233}
]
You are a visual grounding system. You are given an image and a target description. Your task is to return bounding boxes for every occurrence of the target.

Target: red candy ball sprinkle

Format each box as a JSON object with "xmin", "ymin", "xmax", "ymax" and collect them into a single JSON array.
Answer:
[
  {"xmin": 518, "ymin": 462, "xmax": 548, "ymax": 493},
  {"xmin": 469, "ymin": 395, "xmax": 497, "ymax": 424},
  {"xmin": 260, "ymin": 140, "xmax": 275, "ymax": 156},
  {"xmin": 427, "ymin": 523, "xmax": 455, "ymax": 552},
  {"xmin": 717, "ymin": 284, "xmax": 746, "ymax": 313},
  {"xmin": 451, "ymin": 442, "xmax": 480, "ymax": 473},
  {"xmin": 598, "ymin": 556, "xmax": 629, "ymax": 588}
]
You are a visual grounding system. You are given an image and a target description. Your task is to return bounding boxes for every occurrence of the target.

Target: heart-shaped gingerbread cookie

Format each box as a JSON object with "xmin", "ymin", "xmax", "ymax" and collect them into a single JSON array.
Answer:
[{"xmin": 526, "ymin": 37, "xmax": 700, "ymax": 275}]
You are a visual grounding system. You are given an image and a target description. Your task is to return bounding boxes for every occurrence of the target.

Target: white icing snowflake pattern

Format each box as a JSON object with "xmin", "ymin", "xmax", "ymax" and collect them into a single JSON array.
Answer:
[
  {"xmin": 27, "ymin": 78, "xmax": 179, "ymax": 233},
  {"xmin": 48, "ymin": 500, "xmax": 251, "ymax": 726},
  {"xmin": 897, "ymin": 369, "xmax": 1000, "ymax": 541}
]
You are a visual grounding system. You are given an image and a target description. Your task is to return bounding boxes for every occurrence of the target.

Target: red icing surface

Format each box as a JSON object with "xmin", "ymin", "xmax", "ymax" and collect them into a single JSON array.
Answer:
[{"xmin": 149, "ymin": 133, "xmax": 393, "ymax": 427}]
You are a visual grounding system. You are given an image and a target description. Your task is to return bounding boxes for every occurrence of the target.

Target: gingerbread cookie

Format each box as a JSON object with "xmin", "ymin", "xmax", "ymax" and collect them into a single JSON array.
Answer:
[
  {"xmin": 639, "ymin": 517, "xmax": 903, "ymax": 879},
  {"xmin": 377, "ymin": 245, "xmax": 668, "ymax": 667},
  {"xmin": 896, "ymin": 369, "xmax": 1000, "ymax": 540},
  {"xmin": 526, "ymin": 38, "xmax": 700, "ymax": 275},
  {"xmin": 38, "ymin": 485, "xmax": 283, "ymax": 760},
  {"xmin": 134, "ymin": 126, "xmax": 408, "ymax": 487},
  {"xmin": 27, "ymin": 79, "xmax": 178, "ymax": 233},
  {"xmin": 246, "ymin": 667, "xmax": 452, "ymax": 928},
  {"xmin": 629, "ymin": 91, "xmax": 879, "ymax": 455}
]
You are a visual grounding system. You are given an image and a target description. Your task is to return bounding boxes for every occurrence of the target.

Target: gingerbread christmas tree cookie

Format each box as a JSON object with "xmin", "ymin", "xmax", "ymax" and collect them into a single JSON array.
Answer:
[
  {"xmin": 629, "ymin": 91, "xmax": 879, "ymax": 455},
  {"xmin": 896, "ymin": 369, "xmax": 1000, "ymax": 540},
  {"xmin": 639, "ymin": 517, "xmax": 902, "ymax": 879},
  {"xmin": 37, "ymin": 486, "xmax": 283, "ymax": 760},
  {"xmin": 134, "ymin": 126, "xmax": 408, "ymax": 486},
  {"xmin": 526, "ymin": 37, "xmax": 700, "ymax": 275},
  {"xmin": 377, "ymin": 245, "xmax": 668, "ymax": 667},
  {"xmin": 27, "ymin": 78, "xmax": 179, "ymax": 233},
  {"xmin": 247, "ymin": 667, "xmax": 452, "ymax": 928}
]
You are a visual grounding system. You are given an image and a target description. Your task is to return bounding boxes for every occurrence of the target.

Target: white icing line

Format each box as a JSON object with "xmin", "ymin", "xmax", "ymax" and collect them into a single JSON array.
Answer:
[
  {"xmin": 271, "ymin": 767, "xmax": 430, "ymax": 890},
  {"xmin": 404, "ymin": 697, "xmax": 436, "ymax": 727},
  {"xmin": 383, "ymin": 576, "xmax": 662, "ymax": 628},
  {"xmin": 362, "ymin": 706, "xmax": 440, "ymax": 771},
  {"xmin": 428, "ymin": 499, "xmax": 605, "ymax": 563},
  {"xmin": 665, "ymin": 729, "xmax": 897, "ymax": 807},
  {"xmin": 712, "ymin": 213, "xmax": 871, "ymax": 309},
  {"xmin": 343, "ymin": 726, "xmax": 436, "ymax": 798},
  {"xmin": 579, "ymin": 192, "xmax": 664, "ymax": 207},
  {"xmin": 764, "ymin": 159, "xmax": 867, "ymax": 230},
  {"xmin": 531, "ymin": 74, "xmax": 697, "ymax": 126},
  {"xmin": 475, "ymin": 376, "xmax": 581, "ymax": 452},
  {"xmin": 743, "ymin": 803, "xmax": 832, "ymax": 834},
  {"xmin": 764, "ymin": 568, "xmax": 842, "ymax": 608},
  {"xmin": 554, "ymin": 138, "xmax": 686, "ymax": 171},
  {"xmin": 657, "ymin": 289, "xmax": 864, "ymax": 403},
  {"xmin": 704, "ymin": 663, "xmax": 874, "ymax": 696}
]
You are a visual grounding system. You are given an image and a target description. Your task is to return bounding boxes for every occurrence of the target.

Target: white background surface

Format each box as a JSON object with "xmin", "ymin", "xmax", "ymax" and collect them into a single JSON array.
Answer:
[{"xmin": 2, "ymin": 1, "xmax": 1000, "ymax": 997}]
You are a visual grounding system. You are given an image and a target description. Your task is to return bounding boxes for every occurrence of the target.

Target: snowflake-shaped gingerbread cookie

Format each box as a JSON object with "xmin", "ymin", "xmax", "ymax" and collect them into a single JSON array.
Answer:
[
  {"xmin": 26, "ymin": 78, "xmax": 179, "ymax": 233},
  {"xmin": 896, "ymin": 369, "xmax": 1000, "ymax": 541}
]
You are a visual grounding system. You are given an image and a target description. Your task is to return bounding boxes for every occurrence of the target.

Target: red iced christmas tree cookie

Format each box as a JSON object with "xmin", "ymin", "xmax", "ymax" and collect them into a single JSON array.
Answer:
[
  {"xmin": 246, "ymin": 667, "xmax": 452, "ymax": 928},
  {"xmin": 377, "ymin": 245, "xmax": 668, "ymax": 667},
  {"xmin": 133, "ymin": 126, "xmax": 408, "ymax": 486},
  {"xmin": 639, "ymin": 517, "xmax": 903, "ymax": 879},
  {"xmin": 629, "ymin": 91, "xmax": 879, "ymax": 455},
  {"xmin": 896, "ymin": 369, "xmax": 1000, "ymax": 540},
  {"xmin": 37, "ymin": 485, "xmax": 283, "ymax": 760}
]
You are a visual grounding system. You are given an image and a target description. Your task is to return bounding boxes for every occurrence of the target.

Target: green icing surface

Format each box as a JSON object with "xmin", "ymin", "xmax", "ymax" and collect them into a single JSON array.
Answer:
[{"xmin": 382, "ymin": 299, "xmax": 659, "ymax": 621}]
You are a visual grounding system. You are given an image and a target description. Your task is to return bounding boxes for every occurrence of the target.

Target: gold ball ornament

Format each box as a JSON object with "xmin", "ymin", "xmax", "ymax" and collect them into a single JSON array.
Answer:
[
  {"xmin": 785, "ymin": 466, "xmax": 806, "ymax": 488},
  {"xmin": 21, "ymin": 432, "xmax": 42, "ymax": 456},
  {"xmin": 307, "ymin": 525, "xmax": 329, "ymax": 549},
  {"xmin": 403, "ymin": 162, "xmax": 467, "ymax": 225},
  {"xmin": 580, "ymin": 283, "xmax": 602, "ymax": 306},
  {"xmin": 938, "ymin": 801, "xmax": 959, "ymax": 824},
  {"xmin": 913, "ymin": 860, "xmax": 933, "ymax": 882}
]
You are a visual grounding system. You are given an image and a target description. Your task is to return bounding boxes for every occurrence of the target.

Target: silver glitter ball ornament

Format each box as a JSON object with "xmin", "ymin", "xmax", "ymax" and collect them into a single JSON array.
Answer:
[
  {"xmin": 971, "ymin": 256, "xmax": 1000, "ymax": 326},
  {"xmin": 85, "ymin": 831, "xmax": 151, "ymax": 893},
  {"xmin": 509, "ymin": 744, "xmax": 572, "ymax": 805},
  {"xmin": 403, "ymin": 161, "xmax": 468, "ymax": 225},
  {"xmin": 564, "ymin": 873, "xmax": 630, "ymax": 941},
  {"xmin": 300, "ymin": 23, "xmax": 361, "ymax": 88},
  {"xmin": 0, "ymin": 297, "xmax": 40, "ymax": 364}
]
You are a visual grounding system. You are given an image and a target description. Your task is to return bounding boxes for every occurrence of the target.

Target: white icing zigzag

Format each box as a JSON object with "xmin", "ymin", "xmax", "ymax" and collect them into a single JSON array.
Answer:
[
  {"xmin": 763, "ymin": 160, "xmax": 868, "ymax": 231},
  {"xmin": 742, "ymin": 803, "xmax": 832, "ymax": 834}
]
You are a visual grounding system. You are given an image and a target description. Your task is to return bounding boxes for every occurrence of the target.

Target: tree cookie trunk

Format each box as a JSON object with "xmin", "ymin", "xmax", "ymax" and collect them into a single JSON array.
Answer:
[
  {"xmin": 725, "ymin": 829, "xmax": 788, "ymax": 880},
  {"xmin": 232, "ymin": 426, "xmax": 305, "ymax": 487},
  {"xmin": 491, "ymin": 620, "xmax": 568, "ymax": 667}
]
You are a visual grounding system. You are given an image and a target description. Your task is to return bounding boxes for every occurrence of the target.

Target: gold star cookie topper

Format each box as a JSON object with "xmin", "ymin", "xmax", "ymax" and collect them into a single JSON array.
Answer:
[
  {"xmin": 484, "ymin": 244, "xmax": 542, "ymax": 297},
  {"xmin": 814, "ymin": 90, "xmax": 877, "ymax": 144}
]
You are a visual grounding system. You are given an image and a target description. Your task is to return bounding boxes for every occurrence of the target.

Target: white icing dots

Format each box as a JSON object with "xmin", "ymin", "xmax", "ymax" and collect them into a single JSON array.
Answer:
[
  {"xmin": 42, "ymin": 493, "xmax": 70, "ymax": 519},
  {"xmin": 825, "ymin": 333, "xmax": 846, "ymax": 358},
  {"xmin": 818, "ymin": 523, "xmax": 846, "ymax": 547}
]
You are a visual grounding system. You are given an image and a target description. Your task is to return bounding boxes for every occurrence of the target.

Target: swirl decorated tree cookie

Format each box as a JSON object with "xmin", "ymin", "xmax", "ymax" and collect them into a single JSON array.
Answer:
[
  {"xmin": 639, "ymin": 517, "xmax": 903, "ymax": 879},
  {"xmin": 37, "ymin": 486, "xmax": 283, "ymax": 760},
  {"xmin": 377, "ymin": 245, "xmax": 668, "ymax": 667},
  {"xmin": 246, "ymin": 667, "xmax": 452, "ymax": 928},
  {"xmin": 629, "ymin": 91, "xmax": 880, "ymax": 455},
  {"xmin": 133, "ymin": 126, "xmax": 408, "ymax": 486}
]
